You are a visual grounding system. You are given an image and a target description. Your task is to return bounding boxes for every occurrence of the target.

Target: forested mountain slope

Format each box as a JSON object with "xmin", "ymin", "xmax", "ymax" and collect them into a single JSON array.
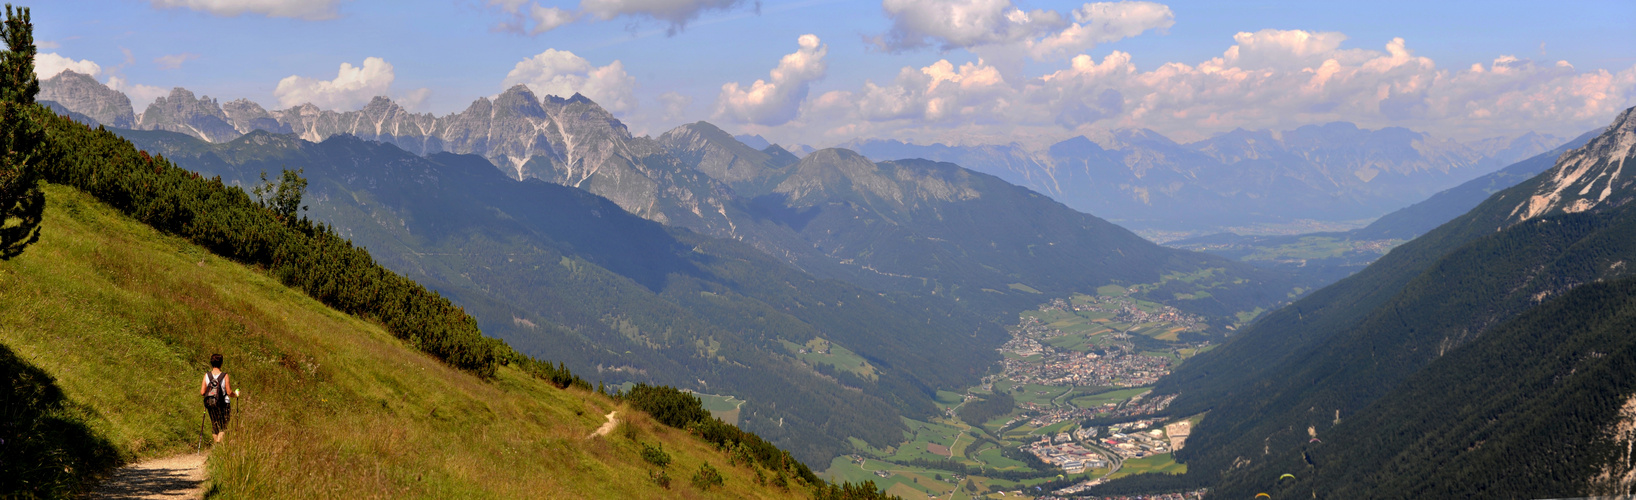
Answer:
[
  {"xmin": 1092, "ymin": 106, "xmax": 1636, "ymax": 496},
  {"xmin": 1217, "ymin": 273, "xmax": 1636, "ymax": 498},
  {"xmin": 748, "ymin": 148, "xmax": 1306, "ymax": 320},
  {"xmin": 111, "ymin": 127, "xmax": 1006, "ymax": 466}
]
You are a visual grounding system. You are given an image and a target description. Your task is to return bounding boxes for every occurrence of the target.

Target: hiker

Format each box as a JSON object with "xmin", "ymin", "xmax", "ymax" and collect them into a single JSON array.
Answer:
[{"xmin": 199, "ymin": 353, "xmax": 239, "ymax": 443}]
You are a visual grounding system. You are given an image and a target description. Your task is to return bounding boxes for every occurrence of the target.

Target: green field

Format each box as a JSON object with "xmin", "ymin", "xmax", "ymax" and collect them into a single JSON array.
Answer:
[
  {"xmin": 1070, "ymin": 387, "xmax": 1151, "ymax": 410},
  {"xmin": 778, "ymin": 338, "xmax": 879, "ymax": 381},
  {"xmin": 691, "ymin": 392, "xmax": 747, "ymax": 425},
  {"xmin": 1109, "ymin": 453, "xmax": 1187, "ymax": 479}
]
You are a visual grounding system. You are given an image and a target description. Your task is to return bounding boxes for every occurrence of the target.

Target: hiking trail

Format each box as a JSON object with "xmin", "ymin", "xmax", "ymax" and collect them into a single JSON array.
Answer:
[
  {"xmin": 89, "ymin": 452, "xmax": 208, "ymax": 499},
  {"xmin": 590, "ymin": 411, "xmax": 619, "ymax": 438}
]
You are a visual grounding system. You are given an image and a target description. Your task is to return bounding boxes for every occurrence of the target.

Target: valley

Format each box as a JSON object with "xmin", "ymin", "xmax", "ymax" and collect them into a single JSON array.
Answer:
[{"xmin": 818, "ymin": 286, "xmax": 1220, "ymax": 497}]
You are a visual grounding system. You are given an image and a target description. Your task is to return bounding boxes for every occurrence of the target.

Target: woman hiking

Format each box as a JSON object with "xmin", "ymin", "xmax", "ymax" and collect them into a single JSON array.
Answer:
[{"xmin": 199, "ymin": 353, "xmax": 239, "ymax": 443}]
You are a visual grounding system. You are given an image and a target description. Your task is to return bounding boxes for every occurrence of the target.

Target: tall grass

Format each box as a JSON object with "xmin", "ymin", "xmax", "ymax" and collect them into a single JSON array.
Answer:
[{"xmin": 0, "ymin": 184, "xmax": 811, "ymax": 498}]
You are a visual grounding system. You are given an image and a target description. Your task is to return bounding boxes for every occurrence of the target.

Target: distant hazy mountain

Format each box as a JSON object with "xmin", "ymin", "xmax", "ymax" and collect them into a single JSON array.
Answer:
[
  {"xmin": 1094, "ymin": 106, "xmax": 1636, "ymax": 497},
  {"xmin": 43, "ymin": 72, "xmax": 1308, "ymax": 323},
  {"xmin": 36, "ymin": 70, "xmax": 133, "ymax": 128},
  {"xmin": 734, "ymin": 133, "xmax": 814, "ymax": 158},
  {"xmin": 732, "ymin": 147, "xmax": 1307, "ymax": 320},
  {"xmin": 1166, "ymin": 128, "xmax": 1601, "ymax": 285},
  {"xmin": 660, "ymin": 121, "xmax": 799, "ymax": 197},
  {"xmin": 848, "ymin": 124, "xmax": 1565, "ymax": 233}
]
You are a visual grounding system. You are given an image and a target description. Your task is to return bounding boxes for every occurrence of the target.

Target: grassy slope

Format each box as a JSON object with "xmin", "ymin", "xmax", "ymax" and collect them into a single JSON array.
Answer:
[{"xmin": 0, "ymin": 184, "xmax": 805, "ymax": 499}]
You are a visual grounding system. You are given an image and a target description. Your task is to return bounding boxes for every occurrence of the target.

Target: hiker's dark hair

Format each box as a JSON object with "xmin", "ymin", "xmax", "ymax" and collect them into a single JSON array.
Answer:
[{"xmin": 210, "ymin": 353, "xmax": 223, "ymax": 368}]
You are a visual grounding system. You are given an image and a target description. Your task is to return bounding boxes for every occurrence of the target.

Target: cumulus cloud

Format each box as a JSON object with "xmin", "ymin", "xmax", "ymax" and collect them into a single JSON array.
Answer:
[
  {"xmin": 770, "ymin": 28, "xmax": 1636, "ymax": 145},
  {"xmin": 107, "ymin": 76, "xmax": 169, "ymax": 107},
  {"xmin": 713, "ymin": 34, "xmax": 827, "ymax": 126},
  {"xmin": 154, "ymin": 52, "xmax": 199, "ymax": 70},
  {"xmin": 658, "ymin": 91, "xmax": 692, "ymax": 121},
  {"xmin": 502, "ymin": 49, "xmax": 637, "ymax": 113},
  {"xmin": 149, "ymin": 0, "xmax": 344, "ymax": 20},
  {"xmin": 274, "ymin": 57, "xmax": 423, "ymax": 110},
  {"xmin": 488, "ymin": 0, "xmax": 580, "ymax": 35},
  {"xmin": 34, "ymin": 52, "xmax": 101, "ymax": 79},
  {"xmin": 873, "ymin": 0, "xmax": 1171, "ymax": 61},
  {"xmin": 580, "ymin": 0, "xmax": 753, "ymax": 35}
]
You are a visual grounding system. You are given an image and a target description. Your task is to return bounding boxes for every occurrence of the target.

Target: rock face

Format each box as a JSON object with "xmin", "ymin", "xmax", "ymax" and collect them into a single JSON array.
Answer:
[
  {"xmin": 37, "ymin": 76, "xmax": 745, "ymax": 238},
  {"xmin": 658, "ymin": 121, "xmax": 798, "ymax": 197},
  {"xmin": 136, "ymin": 88, "xmax": 241, "ymax": 143},
  {"xmin": 1507, "ymin": 106, "xmax": 1636, "ymax": 223},
  {"xmin": 37, "ymin": 70, "xmax": 134, "ymax": 128}
]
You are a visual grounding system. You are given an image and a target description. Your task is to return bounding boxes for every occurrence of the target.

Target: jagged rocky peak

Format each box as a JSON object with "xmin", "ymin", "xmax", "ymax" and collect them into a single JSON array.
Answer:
[
  {"xmin": 138, "ymin": 87, "xmax": 243, "ymax": 143},
  {"xmin": 37, "ymin": 70, "xmax": 135, "ymax": 128},
  {"xmin": 221, "ymin": 98, "xmax": 291, "ymax": 135},
  {"xmin": 542, "ymin": 92, "xmax": 632, "ymax": 141},
  {"xmin": 1509, "ymin": 106, "xmax": 1636, "ymax": 223}
]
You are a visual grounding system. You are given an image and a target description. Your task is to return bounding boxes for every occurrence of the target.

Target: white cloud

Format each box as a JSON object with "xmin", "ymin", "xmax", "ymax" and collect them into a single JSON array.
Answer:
[
  {"xmin": 579, "ymin": 0, "xmax": 751, "ymax": 34},
  {"xmin": 274, "ymin": 57, "xmax": 413, "ymax": 110},
  {"xmin": 37, "ymin": 40, "xmax": 59, "ymax": 49},
  {"xmin": 764, "ymin": 29, "xmax": 1636, "ymax": 146},
  {"xmin": 34, "ymin": 52, "xmax": 101, "ymax": 79},
  {"xmin": 488, "ymin": 1, "xmax": 580, "ymax": 35},
  {"xmin": 154, "ymin": 52, "xmax": 199, "ymax": 70},
  {"xmin": 395, "ymin": 87, "xmax": 432, "ymax": 111},
  {"xmin": 502, "ymin": 49, "xmax": 637, "ymax": 113},
  {"xmin": 529, "ymin": 4, "xmax": 579, "ymax": 34},
  {"xmin": 713, "ymin": 34, "xmax": 827, "ymax": 126},
  {"xmin": 149, "ymin": 0, "xmax": 344, "ymax": 20},
  {"xmin": 107, "ymin": 76, "xmax": 169, "ymax": 107},
  {"xmin": 1026, "ymin": 1, "xmax": 1174, "ymax": 60},
  {"xmin": 874, "ymin": 0, "xmax": 1170, "ymax": 62},
  {"xmin": 659, "ymin": 91, "xmax": 692, "ymax": 121}
]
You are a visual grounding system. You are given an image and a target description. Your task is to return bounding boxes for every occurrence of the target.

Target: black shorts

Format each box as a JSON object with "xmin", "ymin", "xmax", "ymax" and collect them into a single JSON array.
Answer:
[{"xmin": 207, "ymin": 402, "xmax": 232, "ymax": 433}]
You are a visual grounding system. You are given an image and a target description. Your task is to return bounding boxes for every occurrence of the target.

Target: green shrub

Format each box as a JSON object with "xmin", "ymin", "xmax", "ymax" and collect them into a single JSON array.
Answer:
[
  {"xmin": 690, "ymin": 463, "xmax": 724, "ymax": 491},
  {"xmin": 640, "ymin": 442, "xmax": 671, "ymax": 468}
]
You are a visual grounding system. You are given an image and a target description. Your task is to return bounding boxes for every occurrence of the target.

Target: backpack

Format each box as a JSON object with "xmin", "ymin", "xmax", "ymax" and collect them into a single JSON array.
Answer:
[{"xmin": 204, "ymin": 372, "xmax": 226, "ymax": 408}]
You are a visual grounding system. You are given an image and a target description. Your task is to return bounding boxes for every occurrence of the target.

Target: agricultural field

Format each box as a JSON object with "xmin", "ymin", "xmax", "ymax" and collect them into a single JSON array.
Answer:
[
  {"xmin": 1108, "ymin": 453, "xmax": 1187, "ymax": 479},
  {"xmin": 692, "ymin": 392, "xmax": 747, "ymax": 425},
  {"xmin": 778, "ymin": 338, "xmax": 879, "ymax": 380}
]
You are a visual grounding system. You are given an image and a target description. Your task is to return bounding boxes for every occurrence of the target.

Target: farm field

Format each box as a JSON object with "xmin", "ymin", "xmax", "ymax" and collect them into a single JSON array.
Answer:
[{"xmin": 778, "ymin": 338, "xmax": 879, "ymax": 380}]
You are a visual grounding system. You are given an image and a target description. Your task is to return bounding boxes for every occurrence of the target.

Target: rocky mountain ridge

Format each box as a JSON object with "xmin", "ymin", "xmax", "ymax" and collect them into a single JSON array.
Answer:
[{"xmin": 1507, "ymin": 106, "xmax": 1636, "ymax": 223}]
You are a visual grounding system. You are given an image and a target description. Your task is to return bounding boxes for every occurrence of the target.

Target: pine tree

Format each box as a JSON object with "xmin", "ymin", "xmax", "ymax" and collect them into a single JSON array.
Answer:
[{"xmin": 0, "ymin": 3, "xmax": 44, "ymax": 260}]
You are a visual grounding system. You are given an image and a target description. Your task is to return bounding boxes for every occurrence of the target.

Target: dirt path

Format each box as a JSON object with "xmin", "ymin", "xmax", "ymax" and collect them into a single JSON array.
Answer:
[
  {"xmin": 589, "ymin": 411, "xmax": 619, "ymax": 438},
  {"xmin": 89, "ymin": 452, "xmax": 208, "ymax": 500}
]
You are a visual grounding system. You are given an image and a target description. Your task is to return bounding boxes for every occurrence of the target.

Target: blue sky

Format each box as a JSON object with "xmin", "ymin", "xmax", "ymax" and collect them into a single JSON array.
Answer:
[{"xmin": 34, "ymin": 0, "xmax": 1636, "ymax": 147}]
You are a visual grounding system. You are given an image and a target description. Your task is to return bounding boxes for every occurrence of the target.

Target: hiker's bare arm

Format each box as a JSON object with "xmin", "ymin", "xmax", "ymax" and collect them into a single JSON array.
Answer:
[{"xmin": 199, "ymin": 374, "xmax": 208, "ymax": 395}]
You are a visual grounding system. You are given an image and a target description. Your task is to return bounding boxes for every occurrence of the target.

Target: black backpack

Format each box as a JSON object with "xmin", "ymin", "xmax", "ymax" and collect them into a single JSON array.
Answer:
[{"xmin": 204, "ymin": 372, "xmax": 226, "ymax": 408}]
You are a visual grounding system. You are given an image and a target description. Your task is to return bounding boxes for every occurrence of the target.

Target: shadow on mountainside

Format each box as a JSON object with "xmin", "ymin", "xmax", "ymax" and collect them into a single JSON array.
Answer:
[{"xmin": 0, "ymin": 342, "xmax": 123, "ymax": 497}]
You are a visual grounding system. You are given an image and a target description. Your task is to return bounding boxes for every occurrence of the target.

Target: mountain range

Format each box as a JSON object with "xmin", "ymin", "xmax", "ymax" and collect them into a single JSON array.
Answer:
[
  {"xmin": 1091, "ymin": 106, "xmax": 1636, "ymax": 497},
  {"xmin": 846, "ymin": 124, "xmax": 1564, "ymax": 234},
  {"xmin": 40, "ymin": 70, "xmax": 1307, "ymax": 323}
]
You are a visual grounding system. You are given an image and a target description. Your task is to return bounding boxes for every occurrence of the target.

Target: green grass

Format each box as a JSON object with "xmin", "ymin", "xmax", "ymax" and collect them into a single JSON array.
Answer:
[
  {"xmin": 691, "ymin": 392, "xmax": 747, "ymax": 425},
  {"xmin": 1007, "ymin": 283, "xmax": 1043, "ymax": 294},
  {"xmin": 1070, "ymin": 387, "xmax": 1150, "ymax": 410},
  {"xmin": 0, "ymin": 185, "xmax": 805, "ymax": 499},
  {"xmin": 1108, "ymin": 453, "xmax": 1187, "ymax": 479},
  {"xmin": 778, "ymin": 338, "xmax": 879, "ymax": 381}
]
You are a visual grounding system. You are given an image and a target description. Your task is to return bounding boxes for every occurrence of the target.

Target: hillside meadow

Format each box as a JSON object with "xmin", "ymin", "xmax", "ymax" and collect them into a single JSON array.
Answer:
[{"xmin": 0, "ymin": 184, "xmax": 811, "ymax": 498}]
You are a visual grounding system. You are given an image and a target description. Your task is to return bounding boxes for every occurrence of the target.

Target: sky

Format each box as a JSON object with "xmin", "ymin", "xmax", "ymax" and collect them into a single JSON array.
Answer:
[{"xmin": 32, "ymin": 0, "xmax": 1636, "ymax": 148}]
